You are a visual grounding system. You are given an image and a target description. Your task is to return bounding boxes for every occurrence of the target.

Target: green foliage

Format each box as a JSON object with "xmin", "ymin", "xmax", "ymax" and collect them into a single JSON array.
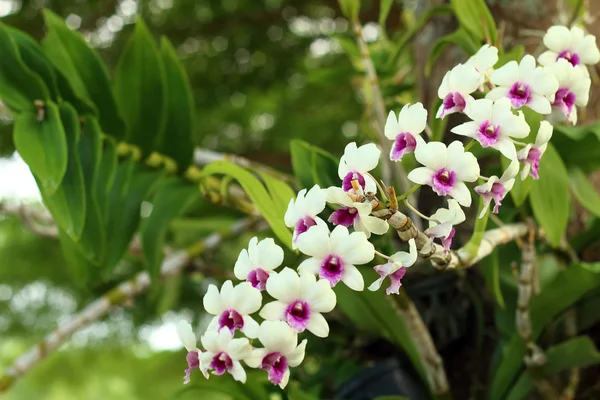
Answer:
[
  {"xmin": 290, "ymin": 139, "xmax": 339, "ymax": 189},
  {"xmin": 0, "ymin": 22, "xmax": 49, "ymax": 112},
  {"xmin": 480, "ymin": 250, "xmax": 505, "ymax": 309},
  {"xmin": 461, "ymin": 194, "xmax": 490, "ymax": 260},
  {"xmin": 569, "ymin": 167, "xmax": 600, "ymax": 217},
  {"xmin": 450, "ymin": 0, "xmax": 497, "ymax": 43},
  {"xmin": 529, "ymin": 144, "xmax": 569, "ymax": 247},
  {"xmin": 114, "ymin": 18, "xmax": 167, "ymax": 156},
  {"xmin": 426, "ymin": 28, "xmax": 479, "ymax": 76},
  {"xmin": 506, "ymin": 336, "xmax": 600, "ymax": 400},
  {"xmin": 158, "ymin": 37, "xmax": 195, "ymax": 172},
  {"xmin": 338, "ymin": 0, "xmax": 360, "ymax": 21},
  {"xmin": 200, "ymin": 160, "xmax": 293, "ymax": 249},
  {"xmin": 13, "ymin": 101, "xmax": 67, "ymax": 195},
  {"xmin": 42, "ymin": 9, "xmax": 125, "ymax": 138}
]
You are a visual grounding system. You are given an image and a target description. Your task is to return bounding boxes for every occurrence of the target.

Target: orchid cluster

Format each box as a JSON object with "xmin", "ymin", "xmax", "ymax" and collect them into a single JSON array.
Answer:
[{"xmin": 175, "ymin": 25, "xmax": 599, "ymax": 390}]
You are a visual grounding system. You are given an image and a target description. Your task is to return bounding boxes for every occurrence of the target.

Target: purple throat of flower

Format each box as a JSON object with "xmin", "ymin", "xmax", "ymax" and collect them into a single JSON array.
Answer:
[
  {"xmin": 441, "ymin": 92, "xmax": 467, "ymax": 117},
  {"xmin": 490, "ymin": 182, "xmax": 506, "ymax": 213},
  {"xmin": 218, "ymin": 309, "xmax": 244, "ymax": 333},
  {"xmin": 374, "ymin": 264, "xmax": 407, "ymax": 295},
  {"xmin": 508, "ymin": 82, "xmax": 531, "ymax": 108},
  {"xmin": 328, "ymin": 206, "xmax": 359, "ymax": 227},
  {"xmin": 477, "ymin": 120, "xmax": 500, "ymax": 147},
  {"xmin": 557, "ymin": 50, "xmax": 580, "ymax": 66},
  {"xmin": 342, "ymin": 171, "xmax": 366, "ymax": 192},
  {"xmin": 319, "ymin": 254, "xmax": 344, "ymax": 286},
  {"xmin": 391, "ymin": 132, "xmax": 417, "ymax": 161},
  {"xmin": 261, "ymin": 352, "xmax": 289, "ymax": 385},
  {"xmin": 293, "ymin": 216, "xmax": 317, "ymax": 243},
  {"xmin": 526, "ymin": 147, "xmax": 543, "ymax": 179},
  {"xmin": 210, "ymin": 351, "xmax": 233, "ymax": 375},
  {"xmin": 431, "ymin": 168, "xmax": 457, "ymax": 196},
  {"xmin": 553, "ymin": 87, "xmax": 576, "ymax": 117},
  {"xmin": 247, "ymin": 268, "xmax": 270, "ymax": 290},
  {"xmin": 285, "ymin": 300, "xmax": 311, "ymax": 332},
  {"xmin": 184, "ymin": 351, "xmax": 199, "ymax": 384}
]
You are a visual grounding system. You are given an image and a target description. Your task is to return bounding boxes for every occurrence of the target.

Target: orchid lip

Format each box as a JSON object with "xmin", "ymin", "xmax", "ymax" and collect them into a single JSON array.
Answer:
[
  {"xmin": 507, "ymin": 82, "xmax": 531, "ymax": 108},
  {"xmin": 247, "ymin": 268, "xmax": 270, "ymax": 290},
  {"xmin": 261, "ymin": 352, "xmax": 289, "ymax": 385},
  {"xmin": 218, "ymin": 309, "xmax": 244, "ymax": 333},
  {"xmin": 210, "ymin": 351, "xmax": 233, "ymax": 375},
  {"xmin": 431, "ymin": 168, "xmax": 456, "ymax": 196},
  {"xmin": 328, "ymin": 206, "xmax": 359, "ymax": 227},
  {"xmin": 342, "ymin": 171, "xmax": 366, "ymax": 192},
  {"xmin": 319, "ymin": 254, "xmax": 344, "ymax": 286},
  {"xmin": 293, "ymin": 216, "xmax": 317, "ymax": 243},
  {"xmin": 285, "ymin": 300, "xmax": 311, "ymax": 332}
]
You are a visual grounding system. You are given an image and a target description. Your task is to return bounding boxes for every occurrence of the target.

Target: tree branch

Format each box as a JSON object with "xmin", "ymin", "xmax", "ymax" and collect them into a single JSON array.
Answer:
[{"xmin": 0, "ymin": 218, "xmax": 255, "ymax": 393}]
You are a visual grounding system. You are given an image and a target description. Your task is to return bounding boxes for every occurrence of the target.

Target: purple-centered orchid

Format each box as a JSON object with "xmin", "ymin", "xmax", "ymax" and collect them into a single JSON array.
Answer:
[
  {"xmin": 474, "ymin": 161, "xmax": 519, "ymax": 218},
  {"xmin": 466, "ymin": 44, "xmax": 499, "ymax": 89},
  {"xmin": 284, "ymin": 184, "xmax": 326, "ymax": 248},
  {"xmin": 198, "ymin": 329, "xmax": 252, "ymax": 382},
  {"xmin": 176, "ymin": 320, "xmax": 202, "ymax": 384},
  {"xmin": 338, "ymin": 142, "xmax": 381, "ymax": 194},
  {"xmin": 325, "ymin": 187, "xmax": 388, "ymax": 238},
  {"xmin": 384, "ymin": 102, "xmax": 427, "ymax": 161},
  {"xmin": 368, "ymin": 238, "xmax": 417, "ymax": 295},
  {"xmin": 436, "ymin": 63, "xmax": 480, "ymax": 118},
  {"xmin": 547, "ymin": 58, "xmax": 591, "ymax": 124},
  {"xmin": 487, "ymin": 55, "xmax": 559, "ymax": 114},
  {"xmin": 296, "ymin": 224, "xmax": 375, "ymax": 291},
  {"xmin": 425, "ymin": 199, "xmax": 466, "ymax": 252},
  {"xmin": 407, "ymin": 138, "xmax": 480, "ymax": 207},
  {"xmin": 517, "ymin": 121, "xmax": 553, "ymax": 180},
  {"xmin": 538, "ymin": 26, "xmax": 600, "ymax": 67},
  {"xmin": 245, "ymin": 321, "xmax": 307, "ymax": 389},
  {"xmin": 451, "ymin": 97, "xmax": 530, "ymax": 160},
  {"xmin": 233, "ymin": 237, "xmax": 284, "ymax": 290},
  {"xmin": 260, "ymin": 267, "xmax": 336, "ymax": 338},
  {"xmin": 203, "ymin": 280, "xmax": 262, "ymax": 338}
]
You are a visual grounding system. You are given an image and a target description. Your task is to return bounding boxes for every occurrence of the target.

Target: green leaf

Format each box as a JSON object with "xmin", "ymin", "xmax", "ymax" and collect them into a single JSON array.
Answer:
[
  {"xmin": 200, "ymin": 161, "xmax": 293, "ymax": 249},
  {"xmin": 103, "ymin": 160, "xmax": 165, "ymax": 276},
  {"xmin": 497, "ymin": 45, "xmax": 525, "ymax": 66},
  {"xmin": 58, "ymin": 229, "xmax": 97, "ymax": 287},
  {"xmin": 506, "ymin": 336, "xmax": 600, "ymax": 400},
  {"xmin": 54, "ymin": 68, "xmax": 98, "ymax": 116},
  {"xmin": 287, "ymin": 384, "xmax": 319, "ymax": 400},
  {"xmin": 338, "ymin": 0, "xmax": 360, "ymax": 21},
  {"xmin": 290, "ymin": 139, "xmax": 339, "ymax": 189},
  {"xmin": 569, "ymin": 168, "xmax": 600, "ymax": 218},
  {"xmin": 552, "ymin": 125, "xmax": 600, "ymax": 173},
  {"xmin": 480, "ymin": 250, "xmax": 505, "ymax": 309},
  {"xmin": 378, "ymin": 0, "xmax": 394, "ymax": 27},
  {"xmin": 461, "ymin": 193, "xmax": 490, "ymax": 259},
  {"xmin": 39, "ymin": 102, "xmax": 86, "ymax": 241},
  {"xmin": 141, "ymin": 178, "xmax": 200, "ymax": 280},
  {"xmin": 258, "ymin": 171, "xmax": 296, "ymax": 220},
  {"xmin": 450, "ymin": 0, "xmax": 497, "ymax": 43},
  {"xmin": 491, "ymin": 263, "xmax": 600, "ymax": 400},
  {"xmin": 0, "ymin": 22, "xmax": 49, "ymax": 112},
  {"xmin": 13, "ymin": 101, "xmax": 67, "ymax": 195},
  {"xmin": 95, "ymin": 137, "xmax": 119, "ymax": 220},
  {"xmin": 42, "ymin": 10, "xmax": 125, "ymax": 139},
  {"xmin": 426, "ymin": 28, "xmax": 479, "ymax": 76},
  {"xmin": 334, "ymin": 284, "xmax": 429, "ymax": 391},
  {"xmin": 114, "ymin": 18, "xmax": 167, "ymax": 156},
  {"xmin": 529, "ymin": 143, "xmax": 569, "ymax": 247},
  {"xmin": 4, "ymin": 25, "xmax": 59, "ymax": 101},
  {"xmin": 76, "ymin": 116, "xmax": 105, "ymax": 264},
  {"xmin": 158, "ymin": 37, "xmax": 195, "ymax": 172}
]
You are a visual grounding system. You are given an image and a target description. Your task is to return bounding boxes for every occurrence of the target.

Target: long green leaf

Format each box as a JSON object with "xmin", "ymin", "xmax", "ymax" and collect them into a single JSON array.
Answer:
[
  {"xmin": 158, "ymin": 37, "xmax": 195, "ymax": 172},
  {"xmin": 490, "ymin": 263, "xmax": 600, "ymax": 400},
  {"xmin": 39, "ymin": 102, "xmax": 86, "ymax": 241},
  {"xmin": 378, "ymin": 0, "xmax": 394, "ymax": 27},
  {"xmin": 529, "ymin": 143, "xmax": 569, "ymax": 247},
  {"xmin": 141, "ymin": 178, "xmax": 200, "ymax": 280},
  {"xmin": 425, "ymin": 28, "xmax": 479, "ymax": 76},
  {"xmin": 450, "ymin": 0, "xmax": 497, "ymax": 42},
  {"xmin": 13, "ymin": 101, "xmax": 67, "ymax": 195},
  {"xmin": 258, "ymin": 171, "xmax": 296, "ymax": 221},
  {"xmin": 461, "ymin": 193, "xmax": 490, "ymax": 259},
  {"xmin": 42, "ymin": 10, "xmax": 125, "ymax": 138},
  {"xmin": 569, "ymin": 167, "xmax": 600, "ymax": 218},
  {"xmin": 200, "ymin": 161, "xmax": 293, "ymax": 249},
  {"xmin": 114, "ymin": 18, "xmax": 167, "ymax": 156},
  {"xmin": 480, "ymin": 249, "xmax": 505, "ymax": 309},
  {"xmin": 290, "ymin": 139, "xmax": 339, "ymax": 189},
  {"xmin": 506, "ymin": 336, "xmax": 600, "ymax": 400},
  {"xmin": 0, "ymin": 22, "xmax": 49, "ymax": 112}
]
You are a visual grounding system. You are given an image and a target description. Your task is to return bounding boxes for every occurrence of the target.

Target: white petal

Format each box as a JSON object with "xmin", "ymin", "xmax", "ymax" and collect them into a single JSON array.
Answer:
[
  {"xmin": 229, "ymin": 360, "xmax": 247, "ymax": 383},
  {"xmin": 304, "ymin": 185, "xmax": 327, "ymax": 216},
  {"xmin": 451, "ymin": 121, "xmax": 479, "ymax": 139},
  {"xmin": 228, "ymin": 337, "xmax": 252, "ymax": 361},
  {"xmin": 465, "ymin": 98, "xmax": 493, "ymax": 123},
  {"xmin": 527, "ymin": 94, "xmax": 552, "ymax": 114},
  {"xmin": 232, "ymin": 282, "xmax": 262, "ymax": 314},
  {"xmin": 258, "ymin": 320, "xmax": 298, "ymax": 354},
  {"xmin": 304, "ymin": 278, "xmax": 337, "ymax": 312},
  {"xmin": 384, "ymin": 110, "xmax": 399, "ymax": 140},
  {"xmin": 233, "ymin": 249, "xmax": 252, "ymax": 280},
  {"xmin": 259, "ymin": 300, "xmax": 288, "ymax": 321},
  {"xmin": 490, "ymin": 60, "xmax": 519, "ymax": 86},
  {"xmin": 200, "ymin": 330, "xmax": 221, "ymax": 354},
  {"xmin": 494, "ymin": 137, "xmax": 518, "ymax": 161},
  {"xmin": 341, "ymin": 264, "xmax": 365, "ymax": 291},
  {"xmin": 306, "ymin": 312, "xmax": 330, "ymax": 337},
  {"xmin": 176, "ymin": 321, "xmax": 197, "ymax": 351},
  {"xmin": 203, "ymin": 283, "xmax": 225, "ymax": 315},
  {"xmin": 543, "ymin": 26, "xmax": 571, "ymax": 52},
  {"xmin": 414, "ymin": 139, "xmax": 447, "ymax": 171},
  {"xmin": 408, "ymin": 167, "xmax": 435, "ymax": 185},
  {"xmin": 399, "ymin": 102, "xmax": 428, "ymax": 134},
  {"xmin": 338, "ymin": 142, "xmax": 358, "ymax": 178},
  {"xmin": 244, "ymin": 348, "xmax": 268, "ymax": 369},
  {"xmin": 449, "ymin": 181, "xmax": 472, "ymax": 207},
  {"xmin": 537, "ymin": 51, "xmax": 558, "ymax": 66},
  {"xmin": 241, "ymin": 315, "xmax": 260, "ymax": 339},
  {"xmin": 391, "ymin": 238, "xmax": 418, "ymax": 267},
  {"xmin": 330, "ymin": 227, "xmax": 375, "ymax": 265},
  {"xmin": 361, "ymin": 216, "xmax": 390, "ymax": 235},
  {"xmin": 296, "ymin": 224, "xmax": 330, "ymax": 258},
  {"xmin": 325, "ymin": 186, "xmax": 352, "ymax": 206},
  {"xmin": 535, "ymin": 121, "xmax": 553, "ymax": 146},
  {"xmin": 446, "ymin": 141, "xmax": 479, "ymax": 182},
  {"xmin": 287, "ymin": 339, "xmax": 308, "ymax": 367},
  {"xmin": 266, "ymin": 267, "xmax": 300, "ymax": 302},
  {"xmin": 485, "ymin": 87, "xmax": 509, "ymax": 101},
  {"xmin": 254, "ymin": 237, "xmax": 285, "ymax": 271},
  {"xmin": 297, "ymin": 257, "xmax": 322, "ymax": 276}
]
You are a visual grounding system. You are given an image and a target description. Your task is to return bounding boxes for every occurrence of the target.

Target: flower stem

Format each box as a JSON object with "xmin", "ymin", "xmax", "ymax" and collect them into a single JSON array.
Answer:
[
  {"xmin": 396, "ymin": 184, "xmax": 421, "ymax": 202},
  {"xmin": 404, "ymin": 199, "xmax": 431, "ymax": 221}
]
